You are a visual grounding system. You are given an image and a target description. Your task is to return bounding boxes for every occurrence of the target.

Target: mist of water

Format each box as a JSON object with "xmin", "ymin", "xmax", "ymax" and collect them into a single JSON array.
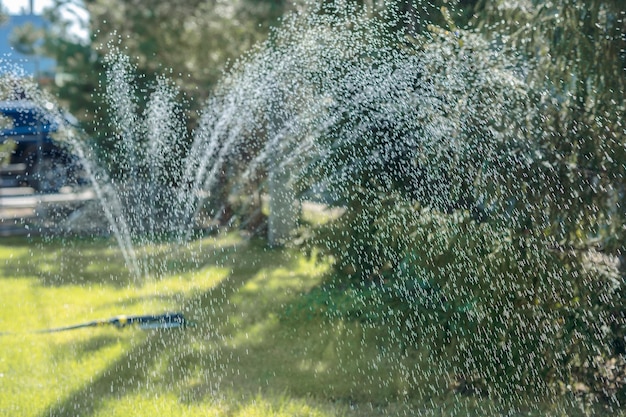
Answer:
[
  {"xmin": 69, "ymin": 4, "xmax": 536, "ymax": 282},
  {"xmin": 4, "ymin": 3, "xmax": 621, "ymax": 410}
]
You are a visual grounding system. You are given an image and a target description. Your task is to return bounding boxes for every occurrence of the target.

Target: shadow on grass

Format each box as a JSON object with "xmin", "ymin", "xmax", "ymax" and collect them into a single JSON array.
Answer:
[
  {"xmin": 0, "ymin": 236, "xmax": 134, "ymax": 287},
  {"xmin": 179, "ymin": 275, "xmax": 419, "ymax": 411},
  {"xmin": 0, "ymin": 234, "xmax": 253, "ymax": 288},
  {"xmin": 52, "ymin": 333, "xmax": 122, "ymax": 359},
  {"xmin": 11, "ymin": 237, "xmax": 623, "ymax": 417},
  {"xmin": 42, "ymin": 329, "xmax": 181, "ymax": 417},
  {"xmin": 37, "ymin": 240, "xmax": 335, "ymax": 417}
]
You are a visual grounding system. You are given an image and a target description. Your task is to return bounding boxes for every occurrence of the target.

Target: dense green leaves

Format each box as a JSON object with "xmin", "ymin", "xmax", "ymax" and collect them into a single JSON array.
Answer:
[
  {"xmin": 291, "ymin": 1, "xmax": 625, "ymax": 403},
  {"xmin": 473, "ymin": 0, "xmax": 626, "ymax": 254}
]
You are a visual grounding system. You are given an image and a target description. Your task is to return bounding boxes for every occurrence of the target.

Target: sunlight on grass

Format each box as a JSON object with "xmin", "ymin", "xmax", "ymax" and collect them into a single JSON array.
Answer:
[
  {"xmin": 0, "ymin": 234, "xmax": 346, "ymax": 417},
  {"xmin": 1, "ymin": 329, "xmax": 131, "ymax": 416},
  {"xmin": 0, "ymin": 235, "xmax": 237, "ymax": 417},
  {"xmin": 93, "ymin": 391, "xmax": 343, "ymax": 417},
  {"xmin": 0, "ymin": 234, "xmax": 612, "ymax": 417},
  {"xmin": 301, "ymin": 202, "xmax": 345, "ymax": 226}
]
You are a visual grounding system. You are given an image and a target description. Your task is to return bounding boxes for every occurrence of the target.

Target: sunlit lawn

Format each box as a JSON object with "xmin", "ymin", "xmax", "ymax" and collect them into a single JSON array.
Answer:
[
  {"xmin": 0, "ymin": 233, "xmax": 616, "ymax": 416},
  {"xmin": 0, "ymin": 234, "xmax": 359, "ymax": 417}
]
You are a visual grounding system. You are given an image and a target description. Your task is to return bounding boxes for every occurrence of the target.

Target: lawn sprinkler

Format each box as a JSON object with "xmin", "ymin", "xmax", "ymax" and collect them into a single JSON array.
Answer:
[{"xmin": 35, "ymin": 312, "xmax": 195, "ymax": 333}]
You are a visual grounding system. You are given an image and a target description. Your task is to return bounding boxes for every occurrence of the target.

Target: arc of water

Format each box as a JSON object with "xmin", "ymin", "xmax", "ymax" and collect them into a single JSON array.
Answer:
[
  {"xmin": 64, "ymin": 130, "xmax": 142, "ymax": 279},
  {"xmin": 174, "ymin": 98, "xmax": 239, "ymax": 238},
  {"xmin": 144, "ymin": 76, "xmax": 186, "ymax": 240},
  {"xmin": 105, "ymin": 54, "xmax": 140, "ymax": 183}
]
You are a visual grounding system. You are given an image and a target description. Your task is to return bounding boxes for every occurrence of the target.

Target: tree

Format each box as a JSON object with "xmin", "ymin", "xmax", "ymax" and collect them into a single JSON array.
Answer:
[
  {"xmin": 281, "ymin": 2, "xmax": 624, "ymax": 403},
  {"xmin": 471, "ymin": 0, "xmax": 626, "ymax": 255},
  {"xmin": 14, "ymin": 0, "xmax": 291, "ymax": 143}
]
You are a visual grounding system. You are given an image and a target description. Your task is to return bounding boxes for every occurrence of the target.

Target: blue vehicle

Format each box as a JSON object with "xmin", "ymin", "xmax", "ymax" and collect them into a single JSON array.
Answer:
[{"xmin": 0, "ymin": 100, "xmax": 82, "ymax": 192}]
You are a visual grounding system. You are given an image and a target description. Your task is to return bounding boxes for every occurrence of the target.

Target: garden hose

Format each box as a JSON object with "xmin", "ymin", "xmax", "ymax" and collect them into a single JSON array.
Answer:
[{"xmin": 1, "ymin": 312, "xmax": 194, "ymax": 335}]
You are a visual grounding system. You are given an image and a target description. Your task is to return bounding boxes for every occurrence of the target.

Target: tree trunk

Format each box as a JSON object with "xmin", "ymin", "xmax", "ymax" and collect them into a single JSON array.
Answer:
[{"xmin": 267, "ymin": 162, "xmax": 299, "ymax": 247}]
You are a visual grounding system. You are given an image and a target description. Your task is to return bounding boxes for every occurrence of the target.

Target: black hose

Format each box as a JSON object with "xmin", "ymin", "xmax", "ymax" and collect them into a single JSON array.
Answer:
[{"xmin": 1, "ymin": 312, "xmax": 194, "ymax": 335}]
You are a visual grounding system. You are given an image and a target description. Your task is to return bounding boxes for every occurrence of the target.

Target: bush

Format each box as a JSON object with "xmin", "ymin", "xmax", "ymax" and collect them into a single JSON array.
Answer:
[
  {"xmin": 310, "ymin": 207, "xmax": 624, "ymax": 405},
  {"xmin": 299, "ymin": 11, "xmax": 624, "ymax": 404}
]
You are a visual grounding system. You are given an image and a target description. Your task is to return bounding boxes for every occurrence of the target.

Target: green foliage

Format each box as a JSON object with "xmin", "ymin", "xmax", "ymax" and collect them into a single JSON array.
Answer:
[
  {"xmin": 472, "ymin": 0, "xmax": 626, "ymax": 254},
  {"xmin": 21, "ymin": 0, "xmax": 292, "ymax": 144},
  {"xmin": 306, "ymin": 208, "xmax": 624, "ymax": 405},
  {"xmin": 297, "ymin": 2, "xmax": 625, "ymax": 405},
  {"xmin": 304, "ymin": 12, "xmax": 533, "ymax": 278},
  {"xmin": 393, "ymin": 212, "xmax": 622, "ymax": 400}
]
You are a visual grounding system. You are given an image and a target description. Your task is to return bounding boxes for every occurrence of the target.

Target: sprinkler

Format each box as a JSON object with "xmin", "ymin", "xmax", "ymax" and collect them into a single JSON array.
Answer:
[
  {"xmin": 37, "ymin": 312, "xmax": 194, "ymax": 333},
  {"xmin": 1, "ymin": 312, "xmax": 194, "ymax": 335}
]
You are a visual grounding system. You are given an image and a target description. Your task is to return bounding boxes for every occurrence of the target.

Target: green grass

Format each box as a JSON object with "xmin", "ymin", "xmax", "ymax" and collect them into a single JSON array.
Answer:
[{"xmin": 0, "ymin": 234, "xmax": 618, "ymax": 416}]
